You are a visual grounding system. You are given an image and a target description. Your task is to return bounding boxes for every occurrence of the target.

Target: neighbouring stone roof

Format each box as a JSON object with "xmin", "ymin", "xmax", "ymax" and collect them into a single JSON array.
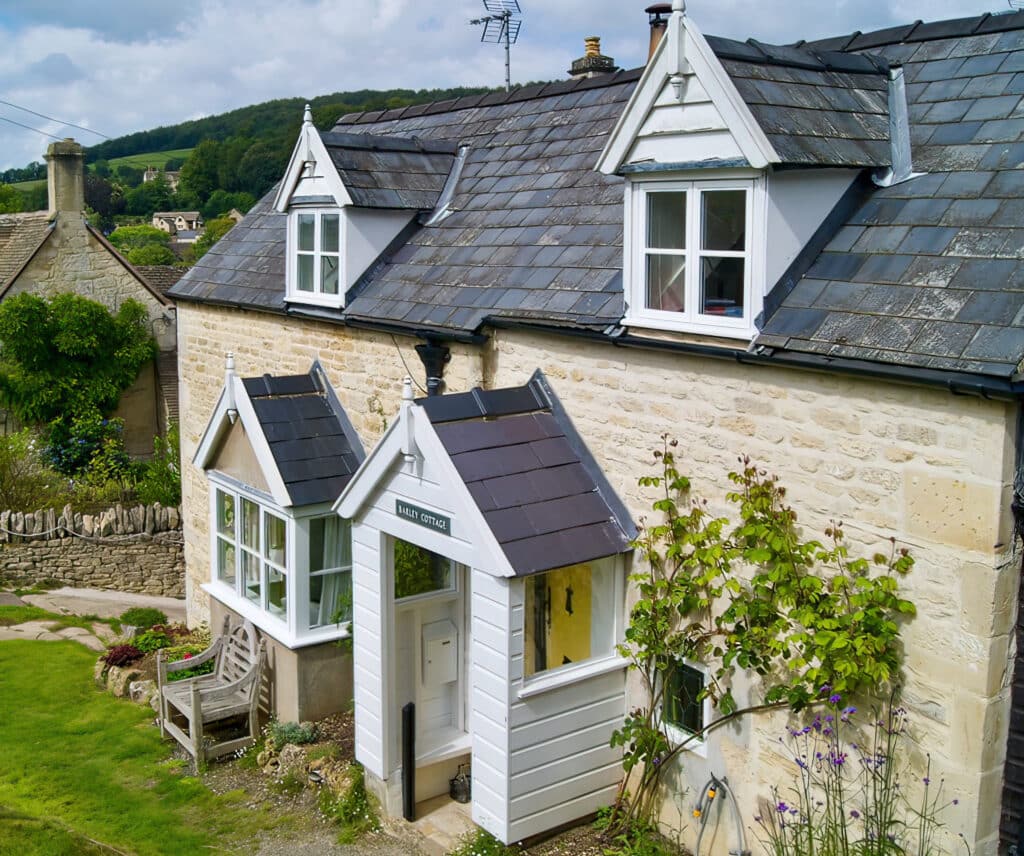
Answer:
[
  {"xmin": 136, "ymin": 265, "xmax": 187, "ymax": 297},
  {"xmin": 420, "ymin": 374, "xmax": 634, "ymax": 576},
  {"xmin": 0, "ymin": 211, "xmax": 53, "ymax": 288},
  {"xmin": 757, "ymin": 13, "xmax": 1024, "ymax": 378}
]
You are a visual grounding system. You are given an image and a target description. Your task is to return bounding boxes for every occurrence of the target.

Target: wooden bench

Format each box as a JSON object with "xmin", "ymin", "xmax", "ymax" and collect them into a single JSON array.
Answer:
[{"xmin": 157, "ymin": 616, "xmax": 265, "ymax": 764}]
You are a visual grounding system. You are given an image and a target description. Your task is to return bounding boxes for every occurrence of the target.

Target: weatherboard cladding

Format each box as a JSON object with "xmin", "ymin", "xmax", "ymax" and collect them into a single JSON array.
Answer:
[
  {"xmin": 757, "ymin": 20, "xmax": 1024, "ymax": 378},
  {"xmin": 421, "ymin": 382, "xmax": 632, "ymax": 577},
  {"xmin": 241, "ymin": 373, "xmax": 360, "ymax": 505},
  {"xmin": 168, "ymin": 14, "xmax": 1024, "ymax": 379}
]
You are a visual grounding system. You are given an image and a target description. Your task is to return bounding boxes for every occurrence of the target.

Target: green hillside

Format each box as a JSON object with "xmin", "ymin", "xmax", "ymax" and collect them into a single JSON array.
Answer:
[
  {"xmin": 8, "ymin": 179, "xmax": 45, "ymax": 192},
  {"xmin": 105, "ymin": 149, "xmax": 194, "ymax": 171}
]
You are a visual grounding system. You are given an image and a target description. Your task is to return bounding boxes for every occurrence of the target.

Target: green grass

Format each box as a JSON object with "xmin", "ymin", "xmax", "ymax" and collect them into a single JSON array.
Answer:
[
  {"xmin": 103, "ymin": 149, "xmax": 193, "ymax": 171},
  {"xmin": 6, "ymin": 179, "xmax": 45, "ymax": 192},
  {"xmin": 0, "ymin": 640, "xmax": 285, "ymax": 855},
  {"xmin": 0, "ymin": 605, "xmax": 118, "ymax": 634}
]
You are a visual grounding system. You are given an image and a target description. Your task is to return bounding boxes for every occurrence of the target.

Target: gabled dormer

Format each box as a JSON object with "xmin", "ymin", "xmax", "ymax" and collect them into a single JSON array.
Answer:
[
  {"xmin": 599, "ymin": 1, "xmax": 900, "ymax": 341},
  {"xmin": 274, "ymin": 106, "xmax": 459, "ymax": 309}
]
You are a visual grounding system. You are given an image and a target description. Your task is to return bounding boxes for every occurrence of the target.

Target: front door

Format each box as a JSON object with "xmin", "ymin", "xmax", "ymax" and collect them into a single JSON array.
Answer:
[{"xmin": 390, "ymin": 537, "xmax": 467, "ymax": 776}]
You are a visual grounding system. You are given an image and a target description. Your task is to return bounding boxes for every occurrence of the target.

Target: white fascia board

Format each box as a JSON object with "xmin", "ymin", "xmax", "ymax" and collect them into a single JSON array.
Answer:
[
  {"xmin": 273, "ymin": 125, "xmax": 352, "ymax": 212},
  {"xmin": 193, "ymin": 386, "xmax": 229, "ymax": 468},
  {"xmin": 334, "ymin": 405, "xmax": 515, "ymax": 578},
  {"xmin": 194, "ymin": 376, "xmax": 292, "ymax": 507},
  {"xmin": 683, "ymin": 17, "xmax": 778, "ymax": 169},
  {"xmin": 596, "ymin": 25, "xmax": 672, "ymax": 176},
  {"xmin": 596, "ymin": 12, "xmax": 779, "ymax": 175}
]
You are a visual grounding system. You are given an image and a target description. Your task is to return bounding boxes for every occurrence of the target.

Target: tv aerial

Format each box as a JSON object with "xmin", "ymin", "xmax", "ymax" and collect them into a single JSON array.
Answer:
[{"xmin": 469, "ymin": 0, "xmax": 522, "ymax": 92}]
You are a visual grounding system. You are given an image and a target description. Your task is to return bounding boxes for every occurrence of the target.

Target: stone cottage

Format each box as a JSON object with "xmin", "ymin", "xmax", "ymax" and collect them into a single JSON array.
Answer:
[
  {"xmin": 170, "ymin": 6, "xmax": 1024, "ymax": 853},
  {"xmin": 0, "ymin": 139, "xmax": 178, "ymax": 454}
]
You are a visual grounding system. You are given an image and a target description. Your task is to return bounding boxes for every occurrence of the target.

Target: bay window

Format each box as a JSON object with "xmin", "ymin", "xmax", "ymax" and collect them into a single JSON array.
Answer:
[
  {"xmin": 211, "ymin": 481, "xmax": 352, "ymax": 644},
  {"xmin": 629, "ymin": 178, "xmax": 760, "ymax": 338}
]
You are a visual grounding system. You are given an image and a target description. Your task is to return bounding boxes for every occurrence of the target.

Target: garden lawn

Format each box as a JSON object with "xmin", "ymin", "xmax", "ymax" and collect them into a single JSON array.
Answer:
[{"xmin": 0, "ymin": 640, "xmax": 285, "ymax": 856}]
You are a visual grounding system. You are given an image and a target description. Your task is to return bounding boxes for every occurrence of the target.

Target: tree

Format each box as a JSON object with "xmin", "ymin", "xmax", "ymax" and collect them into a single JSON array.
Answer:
[
  {"xmin": 607, "ymin": 438, "xmax": 916, "ymax": 833},
  {"xmin": 109, "ymin": 224, "xmax": 171, "ymax": 254},
  {"xmin": 201, "ymin": 189, "xmax": 254, "ymax": 221},
  {"xmin": 124, "ymin": 174, "xmax": 172, "ymax": 216},
  {"xmin": 192, "ymin": 217, "xmax": 235, "ymax": 260},
  {"xmin": 0, "ymin": 293, "xmax": 157, "ymax": 426},
  {"xmin": 178, "ymin": 139, "xmax": 221, "ymax": 202},
  {"xmin": 236, "ymin": 141, "xmax": 285, "ymax": 198},
  {"xmin": 126, "ymin": 244, "xmax": 177, "ymax": 265},
  {"xmin": 114, "ymin": 164, "xmax": 143, "ymax": 187},
  {"xmin": 0, "ymin": 184, "xmax": 25, "ymax": 214}
]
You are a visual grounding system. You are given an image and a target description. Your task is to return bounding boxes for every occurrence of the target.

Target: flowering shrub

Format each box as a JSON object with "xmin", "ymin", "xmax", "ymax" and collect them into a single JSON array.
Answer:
[
  {"xmin": 755, "ymin": 693, "xmax": 964, "ymax": 856},
  {"xmin": 132, "ymin": 628, "xmax": 175, "ymax": 654},
  {"xmin": 103, "ymin": 644, "xmax": 143, "ymax": 667},
  {"xmin": 164, "ymin": 643, "xmax": 214, "ymax": 682}
]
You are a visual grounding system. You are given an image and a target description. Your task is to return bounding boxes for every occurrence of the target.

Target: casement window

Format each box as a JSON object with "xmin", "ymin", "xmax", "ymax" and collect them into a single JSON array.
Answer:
[
  {"xmin": 287, "ymin": 209, "xmax": 342, "ymax": 306},
  {"xmin": 393, "ymin": 539, "xmax": 455, "ymax": 601},
  {"xmin": 662, "ymin": 659, "xmax": 710, "ymax": 753},
  {"xmin": 212, "ymin": 482, "xmax": 353, "ymax": 644},
  {"xmin": 523, "ymin": 557, "xmax": 618, "ymax": 678},
  {"xmin": 627, "ymin": 179, "xmax": 761, "ymax": 339}
]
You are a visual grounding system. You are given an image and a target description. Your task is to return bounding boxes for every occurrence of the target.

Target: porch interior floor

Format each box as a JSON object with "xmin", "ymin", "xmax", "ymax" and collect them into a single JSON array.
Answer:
[{"xmin": 410, "ymin": 793, "xmax": 475, "ymax": 855}]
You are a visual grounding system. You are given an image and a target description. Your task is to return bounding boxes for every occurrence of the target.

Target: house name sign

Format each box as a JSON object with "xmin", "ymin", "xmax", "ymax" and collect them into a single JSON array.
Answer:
[{"xmin": 396, "ymin": 500, "xmax": 451, "ymax": 536}]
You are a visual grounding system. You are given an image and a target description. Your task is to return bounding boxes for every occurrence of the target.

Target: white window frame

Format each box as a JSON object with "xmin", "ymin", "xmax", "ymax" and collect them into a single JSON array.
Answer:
[
  {"xmin": 624, "ymin": 175, "xmax": 766, "ymax": 340},
  {"xmin": 660, "ymin": 658, "xmax": 712, "ymax": 758},
  {"xmin": 205, "ymin": 474, "xmax": 353, "ymax": 648},
  {"xmin": 286, "ymin": 207, "xmax": 344, "ymax": 308},
  {"xmin": 517, "ymin": 555, "xmax": 628, "ymax": 699}
]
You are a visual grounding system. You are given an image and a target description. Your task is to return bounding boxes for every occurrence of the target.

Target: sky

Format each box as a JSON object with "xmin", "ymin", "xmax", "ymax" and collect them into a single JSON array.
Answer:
[{"xmin": 0, "ymin": 0, "xmax": 1013, "ymax": 171}]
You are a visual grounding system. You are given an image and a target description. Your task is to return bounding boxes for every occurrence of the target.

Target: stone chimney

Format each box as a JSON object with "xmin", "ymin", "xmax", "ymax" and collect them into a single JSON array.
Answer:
[
  {"xmin": 44, "ymin": 138, "xmax": 85, "ymax": 214},
  {"xmin": 646, "ymin": 3, "xmax": 672, "ymax": 61},
  {"xmin": 569, "ymin": 36, "xmax": 619, "ymax": 79}
]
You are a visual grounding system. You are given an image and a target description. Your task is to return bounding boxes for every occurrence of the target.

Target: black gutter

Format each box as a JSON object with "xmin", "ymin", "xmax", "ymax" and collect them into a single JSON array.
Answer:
[{"xmin": 485, "ymin": 317, "xmax": 1024, "ymax": 401}]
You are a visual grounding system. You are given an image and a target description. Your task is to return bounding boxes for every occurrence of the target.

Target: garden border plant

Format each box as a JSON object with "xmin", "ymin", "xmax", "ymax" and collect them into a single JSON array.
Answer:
[{"xmin": 607, "ymin": 437, "xmax": 916, "ymax": 835}]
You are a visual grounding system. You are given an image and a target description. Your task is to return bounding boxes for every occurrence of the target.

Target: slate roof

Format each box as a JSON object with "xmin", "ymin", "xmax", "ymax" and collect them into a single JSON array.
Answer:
[
  {"xmin": 709, "ymin": 36, "xmax": 891, "ymax": 167},
  {"xmin": 322, "ymin": 132, "xmax": 457, "ymax": 210},
  {"xmin": 170, "ymin": 12, "xmax": 1024, "ymax": 383},
  {"xmin": 242, "ymin": 368, "xmax": 364, "ymax": 505},
  {"xmin": 757, "ymin": 14, "xmax": 1024, "ymax": 378},
  {"xmin": 0, "ymin": 211, "xmax": 53, "ymax": 288},
  {"xmin": 420, "ymin": 374, "xmax": 634, "ymax": 576}
]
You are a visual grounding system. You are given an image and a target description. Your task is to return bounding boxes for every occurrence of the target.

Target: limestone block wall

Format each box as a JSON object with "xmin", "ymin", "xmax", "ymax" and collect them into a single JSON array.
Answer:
[
  {"xmin": 0, "ymin": 502, "xmax": 184, "ymax": 596},
  {"xmin": 490, "ymin": 327, "xmax": 1019, "ymax": 856},
  {"xmin": 176, "ymin": 303, "xmax": 485, "ymax": 625}
]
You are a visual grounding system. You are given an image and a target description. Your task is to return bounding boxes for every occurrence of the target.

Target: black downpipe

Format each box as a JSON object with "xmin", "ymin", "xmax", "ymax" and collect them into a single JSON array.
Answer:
[
  {"xmin": 402, "ymin": 702, "xmax": 416, "ymax": 821},
  {"xmin": 415, "ymin": 340, "xmax": 451, "ymax": 397}
]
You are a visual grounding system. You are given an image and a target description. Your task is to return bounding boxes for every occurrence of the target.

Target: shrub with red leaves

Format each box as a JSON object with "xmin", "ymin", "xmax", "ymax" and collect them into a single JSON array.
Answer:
[{"xmin": 103, "ymin": 644, "xmax": 143, "ymax": 667}]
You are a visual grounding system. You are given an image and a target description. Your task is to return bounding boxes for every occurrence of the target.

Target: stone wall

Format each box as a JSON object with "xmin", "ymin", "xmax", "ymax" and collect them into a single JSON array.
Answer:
[
  {"xmin": 0, "ymin": 502, "xmax": 184, "ymax": 597},
  {"xmin": 176, "ymin": 301, "xmax": 1021, "ymax": 855}
]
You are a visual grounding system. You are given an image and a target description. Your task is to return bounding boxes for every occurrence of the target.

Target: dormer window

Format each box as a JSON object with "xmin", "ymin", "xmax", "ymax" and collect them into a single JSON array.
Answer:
[
  {"xmin": 626, "ymin": 177, "xmax": 763, "ymax": 339},
  {"xmin": 289, "ymin": 209, "xmax": 342, "ymax": 305}
]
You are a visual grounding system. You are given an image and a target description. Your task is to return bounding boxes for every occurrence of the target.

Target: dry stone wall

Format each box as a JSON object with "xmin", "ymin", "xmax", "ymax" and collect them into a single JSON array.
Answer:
[{"xmin": 0, "ymin": 502, "xmax": 183, "ymax": 596}]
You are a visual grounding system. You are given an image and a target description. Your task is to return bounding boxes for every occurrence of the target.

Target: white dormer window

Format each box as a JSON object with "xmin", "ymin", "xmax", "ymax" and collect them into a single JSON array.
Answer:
[
  {"xmin": 288, "ymin": 209, "xmax": 342, "ymax": 305},
  {"xmin": 626, "ymin": 177, "xmax": 764, "ymax": 339}
]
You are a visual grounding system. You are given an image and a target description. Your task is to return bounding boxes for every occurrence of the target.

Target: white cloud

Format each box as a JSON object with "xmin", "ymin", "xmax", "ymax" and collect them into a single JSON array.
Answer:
[{"xmin": 0, "ymin": 0, "xmax": 1006, "ymax": 170}]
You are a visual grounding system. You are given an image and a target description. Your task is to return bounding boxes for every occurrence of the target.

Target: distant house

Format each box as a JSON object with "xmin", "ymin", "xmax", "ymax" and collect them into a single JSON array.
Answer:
[
  {"xmin": 152, "ymin": 211, "xmax": 203, "ymax": 235},
  {"xmin": 143, "ymin": 166, "xmax": 180, "ymax": 192},
  {"xmin": 0, "ymin": 139, "xmax": 178, "ymax": 453}
]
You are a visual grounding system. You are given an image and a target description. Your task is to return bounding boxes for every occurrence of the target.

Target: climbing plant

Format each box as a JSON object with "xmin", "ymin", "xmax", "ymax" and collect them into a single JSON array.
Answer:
[
  {"xmin": 0, "ymin": 293, "xmax": 157, "ymax": 474},
  {"xmin": 607, "ymin": 437, "xmax": 916, "ymax": 833}
]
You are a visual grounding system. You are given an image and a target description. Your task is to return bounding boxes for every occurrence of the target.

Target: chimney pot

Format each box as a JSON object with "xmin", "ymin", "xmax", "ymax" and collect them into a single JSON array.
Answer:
[
  {"xmin": 646, "ymin": 2, "xmax": 672, "ymax": 61},
  {"xmin": 569, "ymin": 35, "xmax": 619, "ymax": 79},
  {"xmin": 584, "ymin": 36, "xmax": 601, "ymax": 57},
  {"xmin": 44, "ymin": 138, "xmax": 85, "ymax": 215}
]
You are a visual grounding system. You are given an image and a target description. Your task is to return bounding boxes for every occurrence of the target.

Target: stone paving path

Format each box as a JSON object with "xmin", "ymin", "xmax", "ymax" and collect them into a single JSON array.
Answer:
[{"xmin": 0, "ymin": 586, "xmax": 187, "ymax": 651}]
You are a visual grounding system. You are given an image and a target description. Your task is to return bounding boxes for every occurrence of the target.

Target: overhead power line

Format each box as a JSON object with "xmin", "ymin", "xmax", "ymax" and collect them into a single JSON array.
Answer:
[
  {"xmin": 0, "ymin": 99, "xmax": 109, "ymax": 139},
  {"xmin": 0, "ymin": 113, "xmax": 64, "ymax": 142}
]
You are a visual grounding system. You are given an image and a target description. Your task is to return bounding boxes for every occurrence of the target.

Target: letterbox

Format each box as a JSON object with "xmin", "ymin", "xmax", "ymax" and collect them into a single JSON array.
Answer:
[{"xmin": 422, "ymin": 619, "xmax": 458, "ymax": 686}]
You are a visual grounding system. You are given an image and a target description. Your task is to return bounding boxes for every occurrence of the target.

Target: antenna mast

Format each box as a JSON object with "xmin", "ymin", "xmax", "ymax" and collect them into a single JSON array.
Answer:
[{"xmin": 469, "ymin": 0, "xmax": 523, "ymax": 92}]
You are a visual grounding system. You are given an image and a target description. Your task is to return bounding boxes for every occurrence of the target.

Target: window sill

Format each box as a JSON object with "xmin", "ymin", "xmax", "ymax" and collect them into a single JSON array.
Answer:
[
  {"xmin": 622, "ymin": 312, "xmax": 756, "ymax": 341},
  {"xmin": 203, "ymin": 582, "xmax": 351, "ymax": 650},
  {"xmin": 517, "ymin": 655, "xmax": 628, "ymax": 699},
  {"xmin": 664, "ymin": 721, "xmax": 707, "ymax": 758},
  {"xmin": 285, "ymin": 293, "xmax": 345, "ymax": 310}
]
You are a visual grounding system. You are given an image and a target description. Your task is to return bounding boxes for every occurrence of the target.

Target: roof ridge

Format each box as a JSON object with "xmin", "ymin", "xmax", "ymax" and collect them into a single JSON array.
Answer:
[
  {"xmin": 800, "ymin": 10, "xmax": 1024, "ymax": 52},
  {"xmin": 335, "ymin": 67, "xmax": 642, "ymax": 127}
]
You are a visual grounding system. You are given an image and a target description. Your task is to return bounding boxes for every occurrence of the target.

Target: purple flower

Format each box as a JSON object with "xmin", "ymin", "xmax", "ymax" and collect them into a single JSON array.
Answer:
[
  {"xmin": 777, "ymin": 801, "xmax": 789, "ymax": 813},
  {"xmin": 829, "ymin": 693, "xmax": 842, "ymax": 705},
  {"xmin": 952, "ymin": 799, "xmax": 959, "ymax": 806},
  {"xmin": 850, "ymin": 810, "xmax": 860, "ymax": 819},
  {"xmin": 922, "ymin": 776, "xmax": 930, "ymax": 785}
]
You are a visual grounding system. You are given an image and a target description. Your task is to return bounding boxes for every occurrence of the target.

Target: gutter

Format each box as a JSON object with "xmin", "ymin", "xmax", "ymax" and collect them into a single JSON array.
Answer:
[{"xmin": 485, "ymin": 317, "xmax": 1024, "ymax": 401}]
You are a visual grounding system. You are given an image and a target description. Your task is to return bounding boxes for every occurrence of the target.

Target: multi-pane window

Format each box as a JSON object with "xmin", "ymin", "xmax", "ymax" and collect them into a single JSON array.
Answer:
[
  {"xmin": 635, "ymin": 181, "xmax": 753, "ymax": 333},
  {"xmin": 292, "ymin": 210, "xmax": 340, "ymax": 299},
  {"xmin": 212, "ymin": 486, "xmax": 352, "ymax": 639}
]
